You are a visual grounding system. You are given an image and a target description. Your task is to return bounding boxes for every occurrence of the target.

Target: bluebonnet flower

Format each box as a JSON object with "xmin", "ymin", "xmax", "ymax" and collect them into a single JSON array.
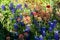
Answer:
[
  {"xmin": 48, "ymin": 21, "xmax": 51, "ymax": 25},
  {"xmin": 34, "ymin": 36, "xmax": 39, "ymax": 40},
  {"xmin": 53, "ymin": 20, "xmax": 57, "ymax": 24},
  {"xmin": 41, "ymin": 27, "xmax": 46, "ymax": 31},
  {"xmin": 9, "ymin": 3, "xmax": 16, "ymax": 13},
  {"xmin": 20, "ymin": 22, "xmax": 25, "ymax": 26},
  {"xmin": 24, "ymin": 29, "xmax": 29, "ymax": 32},
  {"xmin": 42, "ymin": 31, "xmax": 46, "ymax": 37},
  {"xmin": 39, "ymin": 35, "xmax": 44, "ymax": 40},
  {"xmin": 49, "ymin": 27, "xmax": 53, "ymax": 32},
  {"xmin": 11, "ymin": 8, "xmax": 16, "ymax": 13},
  {"xmin": 49, "ymin": 22, "xmax": 55, "ymax": 28},
  {"xmin": 53, "ymin": 20, "xmax": 57, "ymax": 27},
  {"xmin": 40, "ymin": 27, "xmax": 46, "ymax": 36},
  {"xmin": 9, "ymin": 3, "xmax": 14, "ymax": 10},
  {"xmin": 24, "ymin": 25, "xmax": 30, "ymax": 32},
  {"xmin": 20, "ymin": 7, "xmax": 23, "ymax": 10},
  {"xmin": 54, "ymin": 31, "xmax": 59, "ymax": 40},
  {"xmin": 48, "ymin": 20, "xmax": 57, "ymax": 28},
  {"xmin": 14, "ymin": 23, "xmax": 18, "ymax": 31},
  {"xmin": 26, "ymin": 25, "xmax": 30, "ymax": 30},
  {"xmin": 1, "ymin": 5, "xmax": 6, "ymax": 10},
  {"xmin": 16, "ymin": 4, "xmax": 22, "ymax": 10}
]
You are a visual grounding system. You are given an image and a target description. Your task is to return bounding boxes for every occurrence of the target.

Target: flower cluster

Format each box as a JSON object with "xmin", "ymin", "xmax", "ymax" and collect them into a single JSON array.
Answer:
[{"xmin": 0, "ymin": 1, "xmax": 60, "ymax": 40}]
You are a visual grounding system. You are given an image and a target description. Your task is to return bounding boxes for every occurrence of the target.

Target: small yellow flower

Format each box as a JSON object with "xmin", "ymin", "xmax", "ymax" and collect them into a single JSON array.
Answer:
[{"xmin": 37, "ymin": 17, "xmax": 42, "ymax": 21}]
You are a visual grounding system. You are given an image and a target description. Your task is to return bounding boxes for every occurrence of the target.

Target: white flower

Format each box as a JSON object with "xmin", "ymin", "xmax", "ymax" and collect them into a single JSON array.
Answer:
[
  {"xmin": 54, "ymin": 30, "xmax": 58, "ymax": 34},
  {"xmin": 39, "ymin": 35, "xmax": 43, "ymax": 38}
]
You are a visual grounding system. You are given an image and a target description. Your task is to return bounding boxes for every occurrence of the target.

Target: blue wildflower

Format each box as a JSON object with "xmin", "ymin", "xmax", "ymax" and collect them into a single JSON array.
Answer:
[
  {"xmin": 16, "ymin": 4, "xmax": 22, "ymax": 9},
  {"xmin": 53, "ymin": 20, "xmax": 57, "ymax": 28},
  {"xmin": 24, "ymin": 25, "xmax": 30, "ymax": 32},
  {"xmin": 1, "ymin": 5, "xmax": 6, "ymax": 10},
  {"xmin": 34, "ymin": 36, "xmax": 39, "ymax": 40},
  {"xmin": 48, "ymin": 21, "xmax": 52, "ymax": 25},
  {"xmin": 39, "ymin": 35, "xmax": 44, "ymax": 40},
  {"xmin": 53, "ymin": 20, "xmax": 57, "ymax": 24},
  {"xmin": 41, "ymin": 27, "xmax": 46, "ymax": 31},
  {"xmin": 14, "ymin": 23, "xmax": 18, "ymax": 31},
  {"xmin": 49, "ymin": 27, "xmax": 53, "ymax": 32},
  {"xmin": 20, "ymin": 22, "xmax": 25, "ymax": 26},
  {"xmin": 42, "ymin": 31, "xmax": 46, "ymax": 37},
  {"xmin": 9, "ymin": 3, "xmax": 14, "ymax": 10},
  {"xmin": 48, "ymin": 20, "xmax": 57, "ymax": 28},
  {"xmin": 40, "ymin": 27, "xmax": 46, "ymax": 36},
  {"xmin": 11, "ymin": 8, "xmax": 16, "ymax": 13},
  {"xmin": 26, "ymin": 25, "xmax": 30, "ymax": 30},
  {"xmin": 54, "ymin": 31, "xmax": 59, "ymax": 40},
  {"xmin": 24, "ymin": 29, "xmax": 30, "ymax": 33},
  {"xmin": 49, "ymin": 22, "xmax": 55, "ymax": 28}
]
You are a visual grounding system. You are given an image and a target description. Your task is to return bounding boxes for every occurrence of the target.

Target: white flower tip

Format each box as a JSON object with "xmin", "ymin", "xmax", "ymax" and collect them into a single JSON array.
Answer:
[
  {"xmin": 26, "ymin": 24, "xmax": 30, "ymax": 26},
  {"xmin": 54, "ymin": 31, "xmax": 58, "ymax": 33},
  {"xmin": 43, "ymin": 31, "xmax": 45, "ymax": 33},
  {"xmin": 53, "ymin": 20, "xmax": 57, "ymax": 21},
  {"xmin": 39, "ymin": 35, "xmax": 43, "ymax": 38},
  {"xmin": 51, "ymin": 23, "xmax": 53, "ymax": 24}
]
